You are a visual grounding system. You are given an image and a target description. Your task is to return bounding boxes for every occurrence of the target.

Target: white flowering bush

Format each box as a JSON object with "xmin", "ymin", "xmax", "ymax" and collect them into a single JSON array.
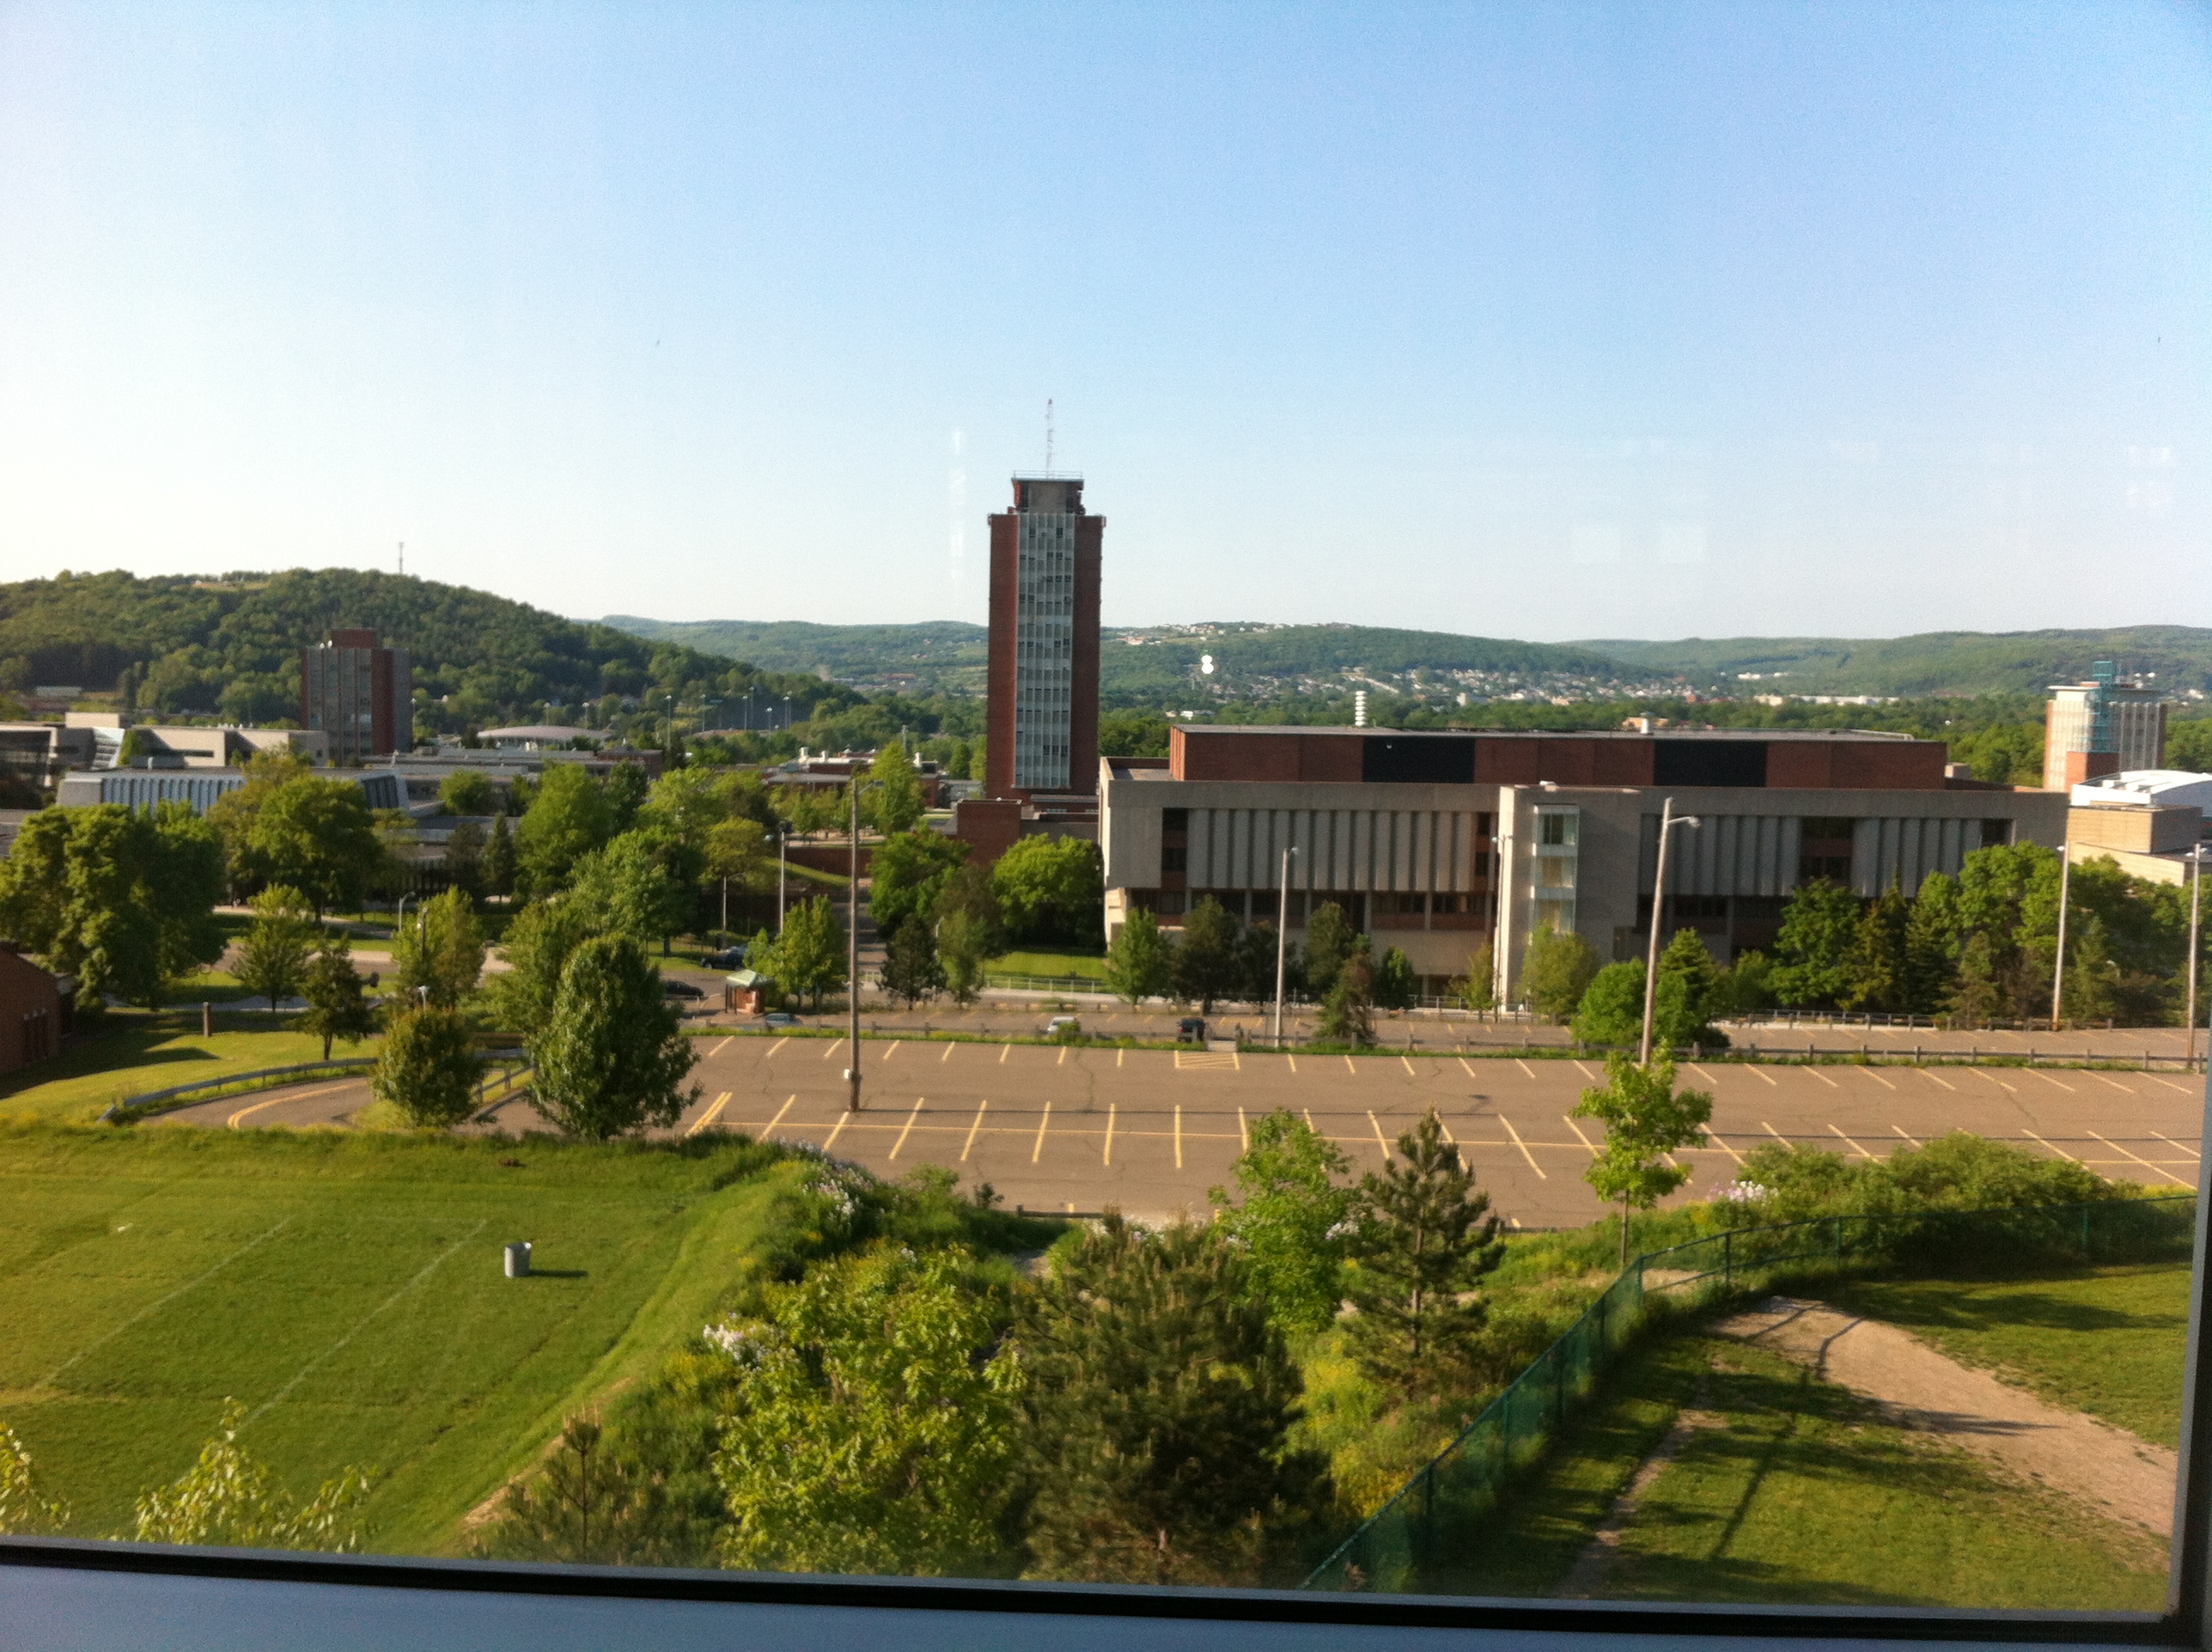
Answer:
[
  {"xmin": 130, "ymin": 1399, "xmax": 374, "ymax": 1551},
  {"xmin": 0, "ymin": 1423, "xmax": 68, "ymax": 1535}
]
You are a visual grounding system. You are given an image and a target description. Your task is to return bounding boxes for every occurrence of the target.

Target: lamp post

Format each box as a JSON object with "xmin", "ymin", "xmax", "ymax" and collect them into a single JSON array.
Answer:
[
  {"xmin": 1272, "ymin": 846, "xmax": 1299, "ymax": 1048},
  {"xmin": 777, "ymin": 824, "xmax": 790, "ymax": 929},
  {"xmin": 2188, "ymin": 846, "xmax": 2209, "ymax": 1070},
  {"xmin": 845, "ymin": 777, "xmax": 862, "ymax": 1114},
  {"xmin": 1638, "ymin": 798, "xmax": 1701, "ymax": 1064},
  {"xmin": 2049, "ymin": 844, "xmax": 2073, "ymax": 1032}
]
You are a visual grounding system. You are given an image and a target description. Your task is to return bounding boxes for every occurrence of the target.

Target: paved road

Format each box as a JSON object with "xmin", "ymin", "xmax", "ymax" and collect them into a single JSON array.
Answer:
[{"xmin": 166, "ymin": 1033, "xmax": 2208, "ymax": 1228}]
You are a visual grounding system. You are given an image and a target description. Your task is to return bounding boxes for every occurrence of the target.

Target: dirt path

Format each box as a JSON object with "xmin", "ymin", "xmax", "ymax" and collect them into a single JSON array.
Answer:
[
  {"xmin": 1559, "ymin": 1381, "xmax": 1721, "ymax": 1597},
  {"xmin": 1710, "ymin": 1295, "xmax": 2178, "ymax": 1535}
]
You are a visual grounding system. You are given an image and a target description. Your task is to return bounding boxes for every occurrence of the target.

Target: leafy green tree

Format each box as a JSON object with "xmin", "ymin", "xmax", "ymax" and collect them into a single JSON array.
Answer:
[
  {"xmin": 637, "ymin": 765, "xmax": 738, "ymax": 852},
  {"xmin": 931, "ymin": 863, "xmax": 1006, "ymax": 961},
  {"xmin": 485, "ymin": 897, "xmax": 595, "ymax": 1039},
  {"xmin": 1458, "ymin": 947, "xmax": 1496, "ymax": 1014},
  {"xmin": 864, "ymin": 739, "xmax": 927, "ymax": 835},
  {"xmin": 206, "ymin": 749, "xmax": 313, "ymax": 891},
  {"xmin": 1520, "ymin": 922, "xmax": 1599, "ymax": 1022},
  {"xmin": 481, "ymin": 812, "xmax": 517, "ymax": 898},
  {"xmin": 1234, "ymin": 918, "xmax": 1284, "ymax": 1009},
  {"xmin": 602, "ymin": 760, "xmax": 651, "ymax": 833},
  {"xmin": 442, "ymin": 818, "xmax": 486, "ymax": 899},
  {"xmin": 1318, "ymin": 946, "xmax": 1376, "ymax": 1045},
  {"xmin": 300, "ymin": 936, "xmax": 378, "ymax": 1060},
  {"xmin": 1902, "ymin": 870, "xmax": 1962, "ymax": 1013},
  {"xmin": 1017, "ymin": 1217, "xmax": 1330, "ymax": 1587},
  {"xmin": 517, "ymin": 762, "xmax": 614, "ymax": 894},
  {"xmin": 1105, "ymin": 907, "xmax": 1174, "ymax": 1005},
  {"xmin": 568, "ymin": 831, "xmax": 695, "ymax": 953},
  {"xmin": 1770, "ymin": 879, "xmax": 1862, "ymax": 1008},
  {"xmin": 1571, "ymin": 959, "xmax": 1644, "ymax": 1046},
  {"xmin": 870, "ymin": 828, "xmax": 969, "ymax": 934},
  {"xmin": 1652, "ymin": 928, "xmax": 1729, "ymax": 1049},
  {"xmin": 1715, "ymin": 949, "xmax": 1775, "ymax": 1015},
  {"xmin": 530, "ymin": 934, "xmax": 698, "ymax": 1139},
  {"xmin": 233, "ymin": 884, "xmax": 317, "ymax": 1009},
  {"xmin": 247, "ymin": 777, "xmax": 385, "ymax": 915},
  {"xmin": 991, "ymin": 835, "xmax": 1104, "ymax": 948},
  {"xmin": 1300, "ymin": 901, "xmax": 1357, "ymax": 998},
  {"xmin": 1844, "ymin": 881, "xmax": 1911, "ymax": 1012},
  {"xmin": 390, "ymin": 887, "xmax": 486, "ymax": 1007},
  {"xmin": 2063, "ymin": 914, "xmax": 2122, "ymax": 1026},
  {"xmin": 439, "ymin": 771, "xmax": 494, "ymax": 815},
  {"xmin": 0, "ymin": 1422, "xmax": 69, "ymax": 1535},
  {"xmin": 131, "ymin": 1399, "xmax": 374, "ymax": 1551},
  {"xmin": 1372, "ymin": 945, "xmax": 1417, "ymax": 1011},
  {"xmin": 1172, "ymin": 896, "xmax": 1241, "ymax": 1012},
  {"xmin": 771, "ymin": 783, "xmax": 840, "ymax": 837},
  {"xmin": 372, "ymin": 1004, "xmax": 486, "ymax": 1126},
  {"xmin": 0, "ymin": 803, "xmax": 225, "ymax": 1008},
  {"xmin": 1574, "ymin": 1055, "xmax": 1715, "ymax": 1264},
  {"xmin": 935, "ymin": 907, "xmax": 992, "ymax": 1006},
  {"xmin": 1343, "ymin": 1108, "xmax": 1506, "ymax": 1396},
  {"xmin": 881, "ymin": 914, "xmax": 944, "ymax": 1007},
  {"xmin": 1209, "ymin": 1110, "xmax": 1356, "ymax": 1336},
  {"xmin": 702, "ymin": 816, "xmax": 770, "ymax": 917},
  {"xmin": 711, "ymin": 1242, "xmax": 1021, "ymax": 1577},
  {"xmin": 756, "ymin": 896, "xmax": 847, "ymax": 1010}
]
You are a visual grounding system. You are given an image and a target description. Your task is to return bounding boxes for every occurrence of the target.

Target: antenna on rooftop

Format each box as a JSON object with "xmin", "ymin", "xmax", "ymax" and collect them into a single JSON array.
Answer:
[
  {"xmin": 397, "ymin": 541, "xmax": 405, "ymax": 578},
  {"xmin": 1045, "ymin": 399, "xmax": 1055, "ymax": 477}
]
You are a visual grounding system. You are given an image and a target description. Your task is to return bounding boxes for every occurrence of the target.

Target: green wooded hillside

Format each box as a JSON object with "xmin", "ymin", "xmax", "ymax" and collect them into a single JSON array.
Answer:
[
  {"xmin": 1574, "ymin": 628, "xmax": 2212, "ymax": 696},
  {"xmin": 0, "ymin": 570, "xmax": 850, "ymax": 734}
]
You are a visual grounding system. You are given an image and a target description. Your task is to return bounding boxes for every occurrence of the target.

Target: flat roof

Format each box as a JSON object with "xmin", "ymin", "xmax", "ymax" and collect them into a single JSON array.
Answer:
[{"xmin": 1173, "ymin": 724, "xmax": 1921, "ymax": 742}]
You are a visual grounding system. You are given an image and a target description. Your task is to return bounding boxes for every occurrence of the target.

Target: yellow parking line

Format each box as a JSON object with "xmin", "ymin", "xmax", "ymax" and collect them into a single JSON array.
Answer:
[
  {"xmin": 1704, "ymin": 1131, "xmax": 1744, "ymax": 1165},
  {"xmin": 961, "ymin": 1100, "xmax": 988, "ymax": 1160},
  {"xmin": 1237, "ymin": 1106, "xmax": 1249, "ymax": 1152},
  {"xmin": 2023, "ymin": 1128, "xmax": 2077, "ymax": 1162},
  {"xmin": 1288, "ymin": 1055, "xmax": 1299, "ymax": 1073},
  {"xmin": 1748, "ymin": 1066, "xmax": 1778, "ymax": 1086},
  {"xmin": 942, "ymin": 1042, "xmax": 956, "ymax": 1062},
  {"xmin": 1571, "ymin": 1061, "xmax": 1598, "ymax": 1083},
  {"xmin": 1806, "ymin": 1067, "xmax": 1839, "ymax": 1088},
  {"xmin": 709, "ymin": 1037, "xmax": 736, "ymax": 1057},
  {"xmin": 823, "ymin": 1109, "xmax": 852, "ymax": 1151},
  {"xmin": 1891, "ymin": 1123, "xmax": 1922, "ymax": 1148},
  {"xmin": 2087, "ymin": 1072, "xmax": 2133, "ymax": 1092},
  {"xmin": 1459, "ymin": 1058, "xmax": 1477, "ymax": 1079},
  {"xmin": 1499, "ymin": 1115, "xmax": 1545, "ymax": 1179},
  {"xmin": 1344, "ymin": 1055, "xmax": 1358, "ymax": 1076},
  {"xmin": 2088, "ymin": 1130, "xmax": 2191, "ymax": 1187},
  {"xmin": 1031, "ymin": 1102, "xmax": 1051, "ymax": 1163},
  {"xmin": 1401, "ymin": 1056, "xmax": 1417, "ymax": 1076},
  {"xmin": 1690, "ymin": 1064, "xmax": 1720, "ymax": 1085},
  {"xmin": 1827, "ymin": 1123, "xmax": 1875, "ymax": 1160},
  {"xmin": 766, "ymin": 1036, "xmax": 790, "ymax": 1057},
  {"xmin": 883, "ymin": 1040, "xmax": 901, "ymax": 1062},
  {"xmin": 1762, "ymin": 1120, "xmax": 1791, "ymax": 1144},
  {"xmin": 1367, "ymin": 1110, "xmax": 1392, "ymax": 1159},
  {"xmin": 1515, "ymin": 1059, "xmax": 1537, "ymax": 1079},
  {"xmin": 1233, "ymin": 1048, "xmax": 1242, "ymax": 1072},
  {"xmin": 1859, "ymin": 1067, "xmax": 1896, "ymax": 1090},
  {"xmin": 1103, "ymin": 1104, "xmax": 1117, "ymax": 1166},
  {"xmin": 1117, "ymin": 1047, "xmax": 1125, "ymax": 1067},
  {"xmin": 228, "ymin": 1079, "xmax": 356, "ymax": 1129},
  {"xmin": 888, "ymin": 1097, "xmax": 927, "ymax": 1159},
  {"xmin": 1057, "ymin": 1045, "xmax": 1068, "ymax": 1066},
  {"xmin": 2153, "ymin": 1131, "xmax": 2201, "ymax": 1160},
  {"xmin": 1000, "ymin": 1044, "xmax": 1012, "ymax": 1064},
  {"xmin": 1970, "ymin": 1068, "xmax": 2015, "ymax": 1092},
  {"xmin": 1304, "ymin": 1107, "xmax": 1318, "ymax": 1133},
  {"xmin": 1918, "ymin": 1068, "xmax": 1956, "ymax": 1091},
  {"xmin": 1174, "ymin": 1106, "xmax": 1183, "ymax": 1169},
  {"xmin": 822, "ymin": 1038, "xmax": 843, "ymax": 1062},
  {"xmin": 1561, "ymin": 1114, "xmax": 1600, "ymax": 1155},
  {"xmin": 689, "ymin": 1091, "xmax": 742, "ymax": 1138},
  {"xmin": 2145, "ymin": 1074, "xmax": 2196, "ymax": 1093},
  {"xmin": 2027, "ymin": 1069, "xmax": 2075, "ymax": 1092}
]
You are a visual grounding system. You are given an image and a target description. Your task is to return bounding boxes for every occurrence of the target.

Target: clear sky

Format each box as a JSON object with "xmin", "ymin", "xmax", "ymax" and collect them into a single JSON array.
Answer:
[{"xmin": 1, "ymin": 2, "xmax": 2205, "ymax": 641}]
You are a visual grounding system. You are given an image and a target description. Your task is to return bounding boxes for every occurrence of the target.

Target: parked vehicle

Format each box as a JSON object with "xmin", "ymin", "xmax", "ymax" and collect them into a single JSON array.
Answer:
[
  {"xmin": 762, "ymin": 1011, "xmax": 801, "ymax": 1027},
  {"xmin": 701, "ymin": 946, "xmax": 746, "ymax": 969},
  {"xmin": 662, "ymin": 980, "xmax": 707, "ymax": 1000},
  {"xmin": 1045, "ymin": 1015, "xmax": 1081, "ymax": 1038},
  {"xmin": 1177, "ymin": 1016, "xmax": 1207, "ymax": 1044}
]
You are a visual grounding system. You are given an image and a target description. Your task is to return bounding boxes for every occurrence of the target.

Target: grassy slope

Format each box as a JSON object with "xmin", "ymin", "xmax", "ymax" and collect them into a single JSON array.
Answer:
[
  {"xmin": 1832, "ymin": 1263, "xmax": 2190, "ymax": 1447},
  {"xmin": 1443, "ymin": 1329, "xmax": 2167, "ymax": 1609},
  {"xmin": 988, "ymin": 949, "xmax": 1109, "ymax": 980},
  {"xmin": 0, "ymin": 1019, "xmax": 346, "ymax": 1126},
  {"xmin": 0, "ymin": 1127, "xmax": 806, "ymax": 1551}
]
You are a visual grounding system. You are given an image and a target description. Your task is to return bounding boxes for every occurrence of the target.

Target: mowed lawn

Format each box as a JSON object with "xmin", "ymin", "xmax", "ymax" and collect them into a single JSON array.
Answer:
[
  {"xmin": 1440, "ymin": 1325, "xmax": 2168, "ymax": 1610},
  {"xmin": 0, "ymin": 1019, "xmax": 352, "ymax": 1127},
  {"xmin": 1832, "ymin": 1263, "xmax": 2191, "ymax": 1447},
  {"xmin": 0, "ymin": 1126, "xmax": 805, "ymax": 1551}
]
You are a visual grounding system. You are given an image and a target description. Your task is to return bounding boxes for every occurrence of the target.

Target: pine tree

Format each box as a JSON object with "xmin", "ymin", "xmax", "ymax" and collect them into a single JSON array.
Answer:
[
  {"xmin": 1318, "ymin": 947, "xmax": 1376, "ymax": 1046},
  {"xmin": 1947, "ymin": 931, "xmax": 2005, "ymax": 1029},
  {"xmin": 481, "ymin": 813, "xmax": 517, "ymax": 899},
  {"xmin": 1902, "ymin": 870, "xmax": 1961, "ymax": 1014},
  {"xmin": 1017, "ymin": 1217, "xmax": 1332, "ymax": 1587},
  {"xmin": 1172, "ymin": 896, "xmax": 1241, "ymax": 1012},
  {"xmin": 880, "ymin": 913, "xmax": 944, "ymax": 1007},
  {"xmin": 1104, "ymin": 906, "xmax": 1173, "ymax": 1005},
  {"xmin": 1843, "ymin": 881, "xmax": 1910, "ymax": 1012},
  {"xmin": 1652, "ymin": 928, "xmax": 1728, "ymax": 1049},
  {"xmin": 1301, "ymin": 901, "xmax": 1356, "ymax": 998},
  {"xmin": 1342, "ymin": 1108, "xmax": 1505, "ymax": 1395},
  {"xmin": 2063, "ymin": 914, "xmax": 2122, "ymax": 1027}
]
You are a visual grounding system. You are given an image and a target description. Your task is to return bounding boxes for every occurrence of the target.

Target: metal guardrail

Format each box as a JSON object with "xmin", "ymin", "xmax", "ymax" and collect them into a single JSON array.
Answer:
[
  {"xmin": 1301, "ymin": 1193, "xmax": 2198, "ymax": 1594},
  {"xmin": 103, "ymin": 1058, "xmax": 378, "ymax": 1121}
]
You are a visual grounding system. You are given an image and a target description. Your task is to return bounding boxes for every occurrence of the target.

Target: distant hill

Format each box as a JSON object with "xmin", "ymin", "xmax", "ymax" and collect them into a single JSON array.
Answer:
[
  {"xmin": 603, "ymin": 617, "xmax": 990, "ymax": 693},
  {"xmin": 0, "ymin": 570, "xmax": 843, "ymax": 733},
  {"xmin": 1575, "ymin": 628, "xmax": 2212, "ymax": 697}
]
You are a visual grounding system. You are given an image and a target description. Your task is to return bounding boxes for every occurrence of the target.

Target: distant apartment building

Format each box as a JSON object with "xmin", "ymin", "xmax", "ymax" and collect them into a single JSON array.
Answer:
[
  {"xmin": 986, "ymin": 476, "xmax": 1102, "ymax": 800},
  {"xmin": 1098, "ymin": 724, "xmax": 2069, "ymax": 1001},
  {"xmin": 302, "ymin": 628, "xmax": 412, "ymax": 765},
  {"xmin": 2044, "ymin": 662, "xmax": 2166, "ymax": 789}
]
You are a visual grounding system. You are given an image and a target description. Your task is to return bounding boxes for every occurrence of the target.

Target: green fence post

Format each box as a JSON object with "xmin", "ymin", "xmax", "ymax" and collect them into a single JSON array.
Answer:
[{"xmin": 1724, "ymin": 1228, "xmax": 1734, "ymax": 1289}]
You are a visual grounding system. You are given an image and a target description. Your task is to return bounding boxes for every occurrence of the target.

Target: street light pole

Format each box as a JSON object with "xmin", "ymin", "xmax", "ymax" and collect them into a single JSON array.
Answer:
[
  {"xmin": 2050, "ymin": 844, "xmax": 2073, "ymax": 1032},
  {"xmin": 778, "ymin": 826, "xmax": 789, "ymax": 929},
  {"xmin": 2188, "ymin": 846, "xmax": 2208, "ymax": 1070},
  {"xmin": 845, "ymin": 777, "xmax": 862, "ymax": 1113},
  {"xmin": 1639, "ymin": 798, "xmax": 1701, "ymax": 1065},
  {"xmin": 1272, "ymin": 846, "xmax": 1299, "ymax": 1048}
]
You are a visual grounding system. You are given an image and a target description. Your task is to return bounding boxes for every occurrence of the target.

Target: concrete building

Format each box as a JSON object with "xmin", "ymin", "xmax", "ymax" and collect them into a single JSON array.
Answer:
[
  {"xmin": 2063, "ymin": 770, "xmax": 2212, "ymax": 886},
  {"xmin": 302, "ymin": 628, "xmax": 413, "ymax": 766},
  {"xmin": 54, "ymin": 767, "xmax": 404, "ymax": 814},
  {"xmin": 2044, "ymin": 662, "xmax": 2167, "ymax": 789},
  {"xmin": 1097, "ymin": 724, "xmax": 2069, "ymax": 1000},
  {"xmin": 986, "ymin": 475, "xmax": 1102, "ymax": 800},
  {"xmin": 0, "ymin": 948, "xmax": 69, "ymax": 1076}
]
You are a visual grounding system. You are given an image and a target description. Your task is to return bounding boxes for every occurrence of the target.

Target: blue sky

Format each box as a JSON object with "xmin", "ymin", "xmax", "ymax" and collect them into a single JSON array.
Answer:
[{"xmin": 1, "ymin": 1, "xmax": 2205, "ymax": 640}]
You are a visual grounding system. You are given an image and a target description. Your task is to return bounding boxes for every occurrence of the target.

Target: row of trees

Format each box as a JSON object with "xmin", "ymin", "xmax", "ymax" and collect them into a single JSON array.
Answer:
[{"xmin": 1099, "ymin": 899, "xmax": 1420, "ymax": 1039}]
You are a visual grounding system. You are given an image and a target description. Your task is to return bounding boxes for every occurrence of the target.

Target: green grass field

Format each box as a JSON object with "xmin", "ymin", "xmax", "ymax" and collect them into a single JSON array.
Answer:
[
  {"xmin": 1832, "ymin": 1264, "xmax": 2190, "ymax": 1447},
  {"xmin": 0, "ymin": 1126, "xmax": 805, "ymax": 1551},
  {"xmin": 987, "ymin": 949, "xmax": 1109, "ymax": 980},
  {"xmin": 0, "ymin": 1020, "xmax": 352, "ymax": 1126},
  {"xmin": 1439, "ymin": 1314, "xmax": 2171, "ymax": 1609}
]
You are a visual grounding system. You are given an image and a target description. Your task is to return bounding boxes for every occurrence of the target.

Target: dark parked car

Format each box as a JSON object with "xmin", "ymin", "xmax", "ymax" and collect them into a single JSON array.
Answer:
[
  {"xmin": 762, "ymin": 1010, "xmax": 800, "ymax": 1027},
  {"xmin": 662, "ymin": 980, "xmax": 707, "ymax": 1000},
  {"xmin": 702, "ymin": 947, "xmax": 746, "ymax": 969},
  {"xmin": 1177, "ymin": 1016, "xmax": 1207, "ymax": 1044}
]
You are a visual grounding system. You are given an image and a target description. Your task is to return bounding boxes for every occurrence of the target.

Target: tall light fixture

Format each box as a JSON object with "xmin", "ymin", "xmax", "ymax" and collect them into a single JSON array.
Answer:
[
  {"xmin": 846, "ymin": 774, "xmax": 862, "ymax": 1114},
  {"xmin": 1639, "ymin": 797, "xmax": 1701, "ymax": 1064},
  {"xmin": 2049, "ymin": 843, "xmax": 2073, "ymax": 1032},
  {"xmin": 1272, "ymin": 846, "xmax": 1299, "ymax": 1047},
  {"xmin": 2188, "ymin": 845, "xmax": 2209, "ymax": 1069}
]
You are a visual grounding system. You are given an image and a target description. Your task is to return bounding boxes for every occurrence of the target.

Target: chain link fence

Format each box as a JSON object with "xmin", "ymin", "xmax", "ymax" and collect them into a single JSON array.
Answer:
[{"xmin": 1301, "ymin": 1193, "xmax": 2197, "ymax": 1594}]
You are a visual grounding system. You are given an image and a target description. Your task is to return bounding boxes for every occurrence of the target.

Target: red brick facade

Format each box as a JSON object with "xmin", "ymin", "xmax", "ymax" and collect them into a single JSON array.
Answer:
[{"xmin": 0, "ymin": 949, "xmax": 63, "ymax": 1077}]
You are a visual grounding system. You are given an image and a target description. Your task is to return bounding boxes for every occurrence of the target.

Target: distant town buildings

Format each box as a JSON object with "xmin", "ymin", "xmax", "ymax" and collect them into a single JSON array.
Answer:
[
  {"xmin": 302, "ymin": 627, "xmax": 412, "ymax": 766},
  {"xmin": 2044, "ymin": 661, "xmax": 2166, "ymax": 789},
  {"xmin": 986, "ymin": 475, "xmax": 1101, "ymax": 800}
]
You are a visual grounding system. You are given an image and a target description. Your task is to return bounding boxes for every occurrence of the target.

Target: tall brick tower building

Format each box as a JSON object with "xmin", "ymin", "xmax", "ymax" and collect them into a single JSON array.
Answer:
[
  {"xmin": 986, "ymin": 475, "xmax": 1102, "ymax": 799},
  {"xmin": 301, "ymin": 627, "xmax": 412, "ymax": 766}
]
